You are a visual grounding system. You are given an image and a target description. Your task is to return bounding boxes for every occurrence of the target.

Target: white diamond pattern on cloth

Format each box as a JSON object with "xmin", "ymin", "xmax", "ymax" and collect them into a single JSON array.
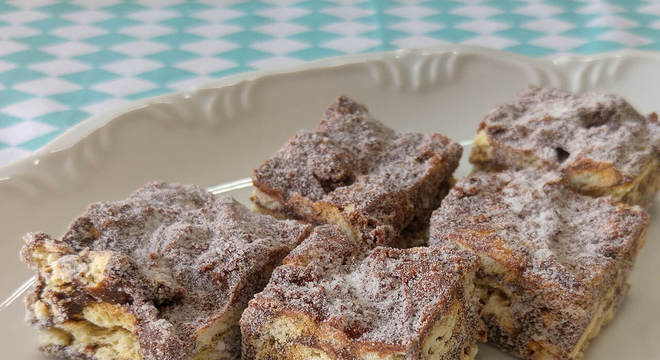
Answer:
[
  {"xmin": 0, "ymin": 121, "xmax": 57, "ymax": 146},
  {"xmin": 323, "ymin": 36, "xmax": 381, "ymax": 53},
  {"xmin": 0, "ymin": 0, "xmax": 658, "ymax": 166},
  {"xmin": 322, "ymin": 21, "xmax": 377, "ymax": 37},
  {"xmin": 0, "ymin": 41, "xmax": 27, "ymax": 57},
  {"xmin": 92, "ymin": 77, "xmax": 157, "ymax": 97},
  {"xmin": 29, "ymin": 59, "xmax": 91, "ymax": 76},
  {"xmin": 523, "ymin": 19, "xmax": 575, "ymax": 35},
  {"xmin": 256, "ymin": 22, "xmax": 308, "ymax": 37},
  {"xmin": 118, "ymin": 24, "xmax": 174, "ymax": 39},
  {"xmin": 175, "ymin": 58, "xmax": 236, "ymax": 74},
  {"xmin": 14, "ymin": 78, "xmax": 81, "ymax": 96},
  {"xmin": 2, "ymin": 98, "xmax": 68, "ymax": 119},
  {"xmin": 0, "ymin": 25, "xmax": 40, "ymax": 38},
  {"xmin": 456, "ymin": 20, "xmax": 510, "ymax": 34},
  {"xmin": 390, "ymin": 21, "xmax": 444, "ymax": 35},
  {"xmin": 51, "ymin": 25, "xmax": 108, "ymax": 40},
  {"xmin": 42, "ymin": 41, "xmax": 99, "ymax": 58},
  {"xmin": 111, "ymin": 41, "xmax": 170, "ymax": 57},
  {"xmin": 101, "ymin": 58, "xmax": 162, "ymax": 77},
  {"xmin": 79, "ymin": 98, "xmax": 128, "ymax": 115}
]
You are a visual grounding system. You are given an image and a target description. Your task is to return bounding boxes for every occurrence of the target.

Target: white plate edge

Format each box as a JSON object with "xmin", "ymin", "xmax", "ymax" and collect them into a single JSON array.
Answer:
[{"xmin": 1, "ymin": 44, "xmax": 660, "ymax": 179}]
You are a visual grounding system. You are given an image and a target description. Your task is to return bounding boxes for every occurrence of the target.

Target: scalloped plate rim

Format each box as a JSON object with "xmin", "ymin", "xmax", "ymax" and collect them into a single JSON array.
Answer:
[{"xmin": 2, "ymin": 44, "xmax": 660, "ymax": 179}]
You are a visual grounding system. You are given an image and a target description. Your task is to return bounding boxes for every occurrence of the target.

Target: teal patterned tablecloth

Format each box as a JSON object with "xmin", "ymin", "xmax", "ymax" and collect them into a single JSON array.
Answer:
[{"xmin": 0, "ymin": 0, "xmax": 658, "ymax": 166}]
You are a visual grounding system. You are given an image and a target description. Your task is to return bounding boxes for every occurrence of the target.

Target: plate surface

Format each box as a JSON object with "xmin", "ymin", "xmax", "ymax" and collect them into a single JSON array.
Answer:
[{"xmin": 0, "ymin": 45, "xmax": 657, "ymax": 359}]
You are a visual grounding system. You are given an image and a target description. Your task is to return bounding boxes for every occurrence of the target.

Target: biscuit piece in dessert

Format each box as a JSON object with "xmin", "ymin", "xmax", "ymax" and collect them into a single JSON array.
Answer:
[
  {"xmin": 469, "ymin": 86, "xmax": 659, "ymax": 205},
  {"xmin": 21, "ymin": 182, "xmax": 313, "ymax": 360},
  {"xmin": 240, "ymin": 225, "xmax": 485, "ymax": 360},
  {"xmin": 430, "ymin": 170, "xmax": 649, "ymax": 360},
  {"xmin": 252, "ymin": 96, "xmax": 462, "ymax": 246}
]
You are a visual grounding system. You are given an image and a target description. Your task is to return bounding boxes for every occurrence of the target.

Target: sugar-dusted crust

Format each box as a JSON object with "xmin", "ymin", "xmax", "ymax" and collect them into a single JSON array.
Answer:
[
  {"xmin": 240, "ymin": 225, "xmax": 485, "ymax": 360},
  {"xmin": 430, "ymin": 170, "xmax": 649, "ymax": 359},
  {"xmin": 469, "ymin": 86, "xmax": 660, "ymax": 206},
  {"xmin": 252, "ymin": 96, "xmax": 462, "ymax": 246},
  {"xmin": 21, "ymin": 182, "xmax": 313, "ymax": 360}
]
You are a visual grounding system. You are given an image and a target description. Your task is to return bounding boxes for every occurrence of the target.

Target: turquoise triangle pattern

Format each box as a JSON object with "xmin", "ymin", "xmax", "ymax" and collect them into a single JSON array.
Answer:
[
  {"xmin": 15, "ymin": 34, "xmax": 66, "ymax": 47},
  {"xmin": 0, "ymin": 3, "xmax": 17, "ymax": 12},
  {"xmin": 2, "ymin": 50, "xmax": 55, "ymax": 65},
  {"xmin": 167, "ymin": 2, "xmax": 212, "ymax": 14},
  {"xmin": 159, "ymin": 16, "xmax": 210, "ymax": 30},
  {"xmin": 229, "ymin": 1, "xmax": 274, "ymax": 12},
  {"xmin": 154, "ymin": 33, "xmax": 204, "ymax": 47},
  {"xmin": 293, "ymin": 13, "xmax": 341, "ymax": 28},
  {"xmin": 37, "ymin": 2, "xmax": 83, "ymax": 15},
  {"xmin": 573, "ymin": 41, "xmax": 625, "ymax": 54},
  {"xmin": 33, "ymin": 110, "xmax": 88, "ymax": 128},
  {"xmin": 224, "ymin": 31, "xmax": 273, "ymax": 46},
  {"xmin": 0, "ymin": 69, "xmax": 45, "ymax": 86},
  {"xmin": 139, "ymin": 67, "xmax": 195, "ymax": 84},
  {"xmin": 0, "ymin": 90, "xmax": 31, "ymax": 108},
  {"xmin": 50, "ymin": 90, "xmax": 112, "ymax": 106},
  {"xmin": 26, "ymin": 17, "xmax": 74, "ymax": 31},
  {"xmin": 147, "ymin": 50, "xmax": 198, "ymax": 65},
  {"xmin": 75, "ymin": 50, "xmax": 129, "ymax": 66},
  {"xmin": 0, "ymin": 114, "xmax": 21, "ymax": 129},
  {"xmin": 94, "ymin": 17, "xmax": 141, "ymax": 31}
]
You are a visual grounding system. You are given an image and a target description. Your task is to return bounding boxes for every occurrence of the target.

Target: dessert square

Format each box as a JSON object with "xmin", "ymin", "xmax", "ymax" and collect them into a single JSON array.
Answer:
[
  {"xmin": 469, "ymin": 86, "xmax": 659, "ymax": 206},
  {"xmin": 430, "ymin": 169, "xmax": 649, "ymax": 360},
  {"xmin": 240, "ymin": 225, "xmax": 485, "ymax": 360},
  {"xmin": 21, "ymin": 182, "xmax": 313, "ymax": 360},
  {"xmin": 252, "ymin": 96, "xmax": 462, "ymax": 246}
]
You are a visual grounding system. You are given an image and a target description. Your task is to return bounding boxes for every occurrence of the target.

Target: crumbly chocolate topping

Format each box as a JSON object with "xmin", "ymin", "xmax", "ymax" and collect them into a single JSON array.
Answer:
[
  {"xmin": 252, "ymin": 96, "xmax": 462, "ymax": 245},
  {"xmin": 430, "ymin": 169, "xmax": 648, "ymax": 304},
  {"xmin": 477, "ymin": 86, "xmax": 660, "ymax": 180},
  {"xmin": 242, "ymin": 225, "xmax": 478, "ymax": 349},
  {"xmin": 21, "ymin": 182, "xmax": 312, "ymax": 360}
]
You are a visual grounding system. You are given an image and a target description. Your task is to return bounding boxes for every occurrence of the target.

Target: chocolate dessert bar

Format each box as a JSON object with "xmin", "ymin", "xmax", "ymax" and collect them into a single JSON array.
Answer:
[
  {"xmin": 252, "ymin": 96, "xmax": 462, "ymax": 247},
  {"xmin": 21, "ymin": 182, "xmax": 313, "ymax": 360},
  {"xmin": 241, "ymin": 225, "xmax": 485, "ymax": 360},
  {"xmin": 469, "ymin": 86, "xmax": 659, "ymax": 206},
  {"xmin": 430, "ymin": 169, "xmax": 649, "ymax": 359}
]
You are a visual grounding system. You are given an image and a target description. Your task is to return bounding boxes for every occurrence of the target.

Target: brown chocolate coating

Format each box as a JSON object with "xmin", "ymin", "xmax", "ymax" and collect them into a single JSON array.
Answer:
[
  {"xmin": 252, "ymin": 96, "xmax": 462, "ymax": 246},
  {"xmin": 430, "ymin": 169, "xmax": 649, "ymax": 359},
  {"xmin": 241, "ymin": 225, "xmax": 484, "ymax": 359},
  {"xmin": 21, "ymin": 182, "xmax": 313, "ymax": 360},
  {"xmin": 470, "ymin": 86, "xmax": 659, "ymax": 205}
]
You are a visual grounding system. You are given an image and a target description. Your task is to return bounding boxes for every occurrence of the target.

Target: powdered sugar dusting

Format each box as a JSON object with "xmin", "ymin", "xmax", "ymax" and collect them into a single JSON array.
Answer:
[
  {"xmin": 242, "ymin": 225, "xmax": 479, "ymax": 351},
  {"xmin": 478, "ymin": 86, "xmax": 660, "ymax": 180},
  {"xmin": 21, "ymin": 182, "xmax": 312, "ymax": 359},
  {"xmin": 253, "ymin": 96, "xmax": 462, "ymax": 245},
  {"xmin": 430, "ymin": 169, "xmax": 648, "ymax": 300}
]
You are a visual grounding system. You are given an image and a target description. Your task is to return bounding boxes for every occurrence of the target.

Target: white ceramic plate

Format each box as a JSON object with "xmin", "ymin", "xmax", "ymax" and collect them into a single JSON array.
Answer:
[{"xmin": 0, "ymin": 45, "xmax": 657, "ymax": 359}]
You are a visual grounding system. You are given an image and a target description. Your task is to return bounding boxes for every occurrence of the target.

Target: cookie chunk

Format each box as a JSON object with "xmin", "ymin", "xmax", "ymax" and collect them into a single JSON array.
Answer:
[
  {"xmin": 252, "ymin": 96, "xmax": 462, "ymax": 246},
  {"xmin": 470, "ymin": 86, "xmax": 659, "ymax": 206},
  {"xmin": 241, "ymin": 225, "xmax": 484, "ymax": 360},
  {"xmin": 430, "ymin": 170, "xmax": 649, "ymax": 359},
  {"xmin": 21, "ymin": 182, "xmax": 313, "ymax": 360}
]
